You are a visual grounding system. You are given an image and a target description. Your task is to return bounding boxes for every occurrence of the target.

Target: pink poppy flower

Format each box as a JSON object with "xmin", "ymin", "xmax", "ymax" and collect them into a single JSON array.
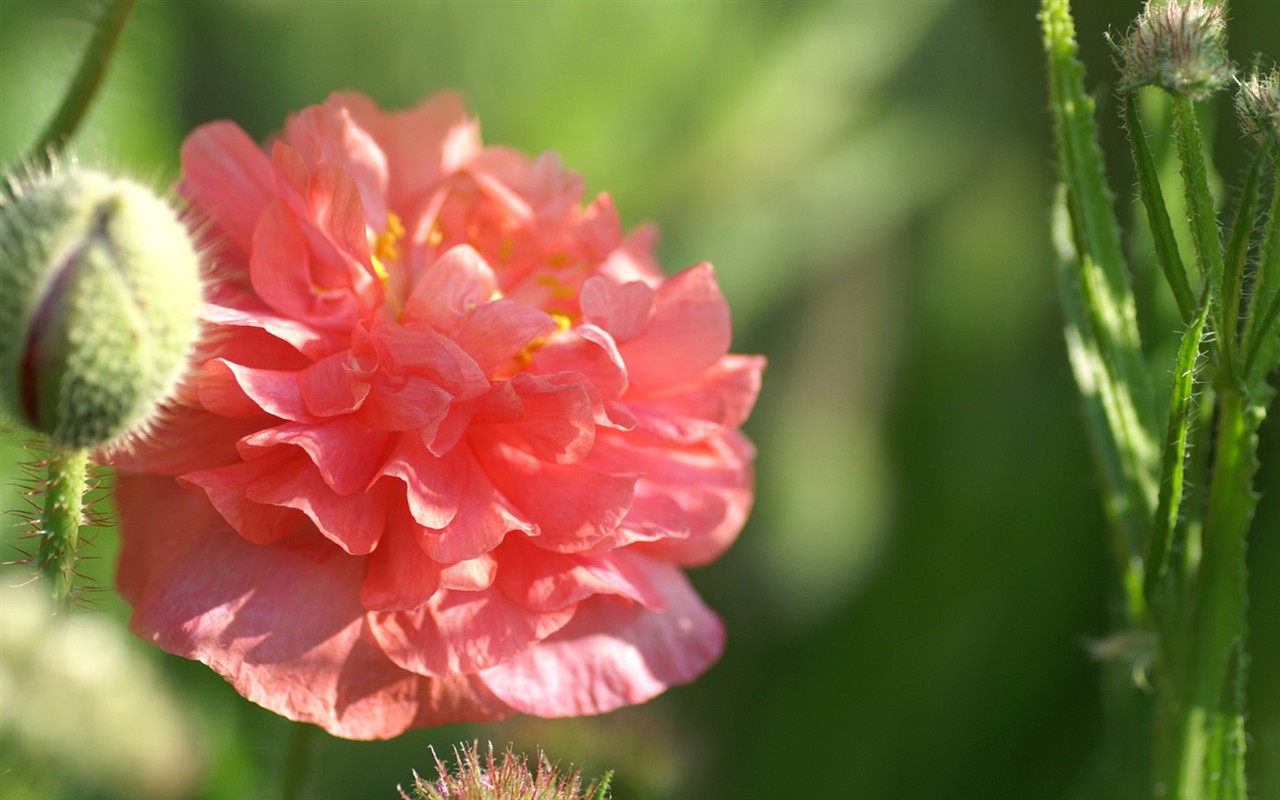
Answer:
[{"xmin": 113, "ymin": 92, "xmax": 763, "ymax": 739}]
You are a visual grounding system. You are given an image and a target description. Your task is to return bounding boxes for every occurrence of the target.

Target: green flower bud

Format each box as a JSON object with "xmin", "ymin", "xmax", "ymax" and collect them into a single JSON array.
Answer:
[
  {"xmin": 1236, "ymin": 65, "xmax": 1280, "ymax": 142},
  {"xmin": 1115, "ymin": 0, "xmax": 1232, "ymax": 101},
  {"xmin": 0, "ymin": 167, "xmax": 202, "ymax": 449}
]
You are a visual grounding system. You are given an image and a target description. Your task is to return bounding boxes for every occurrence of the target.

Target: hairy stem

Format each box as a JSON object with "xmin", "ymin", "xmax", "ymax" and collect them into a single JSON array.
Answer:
[
  {"xmin": 34, "ymin": 448, "xmax": 88, "ymax": 612},
  {"xmin": 31, "ymin": 0, "xmax": 138, "ymax": 166}
]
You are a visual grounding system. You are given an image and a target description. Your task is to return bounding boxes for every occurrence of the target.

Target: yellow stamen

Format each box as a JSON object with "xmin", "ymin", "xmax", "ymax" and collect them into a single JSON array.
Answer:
[
  {"xmin": 515, "ymin": 312, "xmax": 574, "ymax": 365},
  {"xmin": 374, "ymin": 212, "xmax": 405, "ymax": 264},
  {"xmin": 536, "ymin": 275, "xmax": 576, "ymax": 300}
]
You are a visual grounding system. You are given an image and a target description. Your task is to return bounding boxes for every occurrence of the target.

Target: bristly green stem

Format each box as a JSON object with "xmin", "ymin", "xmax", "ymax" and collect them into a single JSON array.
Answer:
[
  {"xmin": 1124, "ymin": 91, "xmax": 1196, "ymax": 323},
  {"xmin": 1241, "ymin": 145, "xmax": 1280, "ymax": 383},
  {"xmin": 34, "ymin": 448, "xmax": 88, "ymax": 612},
  {"xmin": 1169, "ymin": 95, "xmax": 1232, "ymax": 369},
  {"xmin": 31, "ymin": 0, "xmax": 138, "ymax": 166}
]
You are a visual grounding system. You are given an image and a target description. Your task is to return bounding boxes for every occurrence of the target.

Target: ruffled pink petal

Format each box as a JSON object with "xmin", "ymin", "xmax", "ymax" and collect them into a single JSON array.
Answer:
[
  {"xmin": 618, "ymin": 263, "xmax": 731, "ymax": 391},
  {"xmin": 201, "ymin": 302, "xmax": 334, "ymax": 359},
  {"xmin": 359, "ymin": 500, "xmax": 443, "ymax": 612},
  {"xmin": 627, "ymin": 354, "xmax": 765, "ymax": 444},
  {"xmin": 239, "ymin": 418, "xmax": 389, "ymax": 495},
  {"xmin": 452, "ymin": 299, "xmax": 557, "ymax": 375},
  {"xmin": 439, "ymin": 553, "xmax": 498, "ymax": 592},
  {"xmin": 299, "ymin": 352, "xmax": 371, "ymax": 417},
  {"xmin": 402, "ymin": 245, "xmax": 498, "ymax": 332},
  {"xmin": 494, "ymin": 539, "xmax": 664, "ymax": 612},
  {"xmin": 292, "ymin": 159, "xmax": 382, "ymax": 313},
  {"xmin": 242, "ymin": 450, "xmax": 389, "ymax": 555},
  {"xmin": 368, "ymin": 587, "xmax": 576, "ymax": 678},
  {"xmin": 580, "ymin": 277, "xmax": 655, "ymax": 343},
  {"xmin": 198, "ymin": 358, "xmax": 316, "ymax": 423},
  {"xmin": 249, "ymin": 201, "xmax": 361, "ymax": 331},
  {"xmin": 478, "ymin": 556, "xmax": 724, "ymax": 717},
  {"xmin": 368, "ymin": 322, "xmax": 489, "ymax": 400},
  {"xmin": 598, "ymin": 224, "xmax": 664, "ymax": 286},
  {"xmin": 106, "ymin": 407, "xmax": 266, "ymax": 476},
  {"xmin": 527, "ymin": 325, "xmax": 629, "ymax": 403},
  {"xmin": 470, "ymin": 431, "xmax": 635, "ymax": 552},
  {"xmin": 419, "ymin": 445, "xmax": 533, "ymax": 563},
  {"xmin": 303, "ymin": 92, "xmax": 479, "ymax": 216},
  {"xmin": 284, "ymin": 96, "xmax": 391, "ymax": 227},
  {"xmin": 115, "ymin": 474, "xmax": 510, "ymax": 739},
  {"xmin": 179, "ymin": 453, "xmax": 309, "ymax": 545},
  {"xmin": 480, "ymin": 374, "xmax": 596, "ymax": 465},
  {"xmin": 180, "ymin": 122, "xmax": 276, "ymax": 257},
  {"xmin": 595, "ymin": 431, "xmax": 756, "ymax": 566},
  {"xmin": 380, "ymin": 433, "xmax": 462, "ymax": 530},
  {"xmin": 358, "ymin": 373, "xmax": 453, "ymax": 432}
]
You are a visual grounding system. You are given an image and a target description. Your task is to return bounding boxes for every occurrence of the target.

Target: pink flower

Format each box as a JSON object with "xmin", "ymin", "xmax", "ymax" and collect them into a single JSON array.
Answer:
[{"xmin": 113, "ymin": 92, "xmax": 763, "ymax": 739}]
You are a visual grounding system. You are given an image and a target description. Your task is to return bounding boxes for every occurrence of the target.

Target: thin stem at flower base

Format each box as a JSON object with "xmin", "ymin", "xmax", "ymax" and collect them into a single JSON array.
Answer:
[
  {"xmin": 31, "ymin": 0, "xmax": 137, "ymax": 166},
  {"xmin": 34, "ymin": 448, "xmax": 88, "ymax": 612}
]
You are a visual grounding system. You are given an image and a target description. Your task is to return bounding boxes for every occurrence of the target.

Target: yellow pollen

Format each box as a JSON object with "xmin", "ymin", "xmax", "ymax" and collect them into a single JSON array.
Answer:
[
  {"xmin": 427, "ymin": 224, "xmax": 444, "ymax": 247},
  {"xmin": 370, "ymin": 212, "xmax": 404, "ymax": 289},
  {"xmin": 536, "ymin": 275, "xmax": 576, "ymax": 299},
  {"xmin": 374, "ymin": 212, "xmax": 405, "ymax": 263},
  {"xmin": 515, "ymin": 312, "xmax": 574, "ymax": 365}
]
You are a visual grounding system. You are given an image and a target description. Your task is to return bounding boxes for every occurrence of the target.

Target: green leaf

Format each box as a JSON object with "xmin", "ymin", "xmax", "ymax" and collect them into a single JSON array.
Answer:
[{"xmin": 1042, "ymin": 0, "xmax": 1158, "ymax": 578}]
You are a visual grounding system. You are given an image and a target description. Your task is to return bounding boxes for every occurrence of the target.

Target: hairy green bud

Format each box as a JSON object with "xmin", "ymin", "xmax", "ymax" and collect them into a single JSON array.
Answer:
[
  {"xmin": 1114, "ymin": 0, "xmax": 1232, "ymax": 101},
  {"xmin": 1236, "ymin": 65, "xmax": 1280, "ymax": 142},
  {"xmin": 0, "ymin": 168, "xmax": 202, "ymax": 449}
]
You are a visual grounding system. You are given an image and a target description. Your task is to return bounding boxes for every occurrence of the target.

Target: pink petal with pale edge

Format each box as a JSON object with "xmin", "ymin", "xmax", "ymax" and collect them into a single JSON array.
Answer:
[
  {"xmin": 243, "ymin": 449, "xmax": 389, "ymax": 555},
  {"xmin": 402, "ymin": 245, "xmax": 498, "ymax": 332},
  {"xmin": 589, "ymin": 431, "xmax": 756, "ymax": 566},
  {"xmin": 359, "ymin": 501, "xmax": 443, "ymax": 612},
  {"xmin": 201, "ymin": 302, "xmax": 334, "ymax": 359},
  {"xmin": 116, "ymin": 474, "xmax": 510, "ymax": 739},
  {"xmin": 239, "ymin": 417, "xmax": 388, "ymax": 495},
  {"xmin": 482, "ymin": 374, "xmax": 597, "ymax": 465},
  {"xmin": 471, "ymin": 431, "xmax": 635, "ymax": 552},
  {"xmin": 478, "ymin": 556, "xmax": 723, "ymax": 716},
  {"xmin": 580, "ymin": 277, "xmax": 655, "ymax": 343},
  {"xmin": 368, "ymin": 589, "xmax": 575, "ymax": 677},
  {"xmin": 452, "ymin": 299, "xmax": 557, "ymax": 375},
  {"xmin": 199, "ymin": 359, "xmax": 316, "ymax": 422},
  {"xmin": 180, "ymin": 122, "xmax": 275, "ymax": 257},
  {"xmin": 179, "ymin": 455, "xmax": 309, "ymax": 545},
  {"xmin": 494, "ymin": 539, "xmax": 665, "ymax": 612},
  {"xmin": 618, "ymin": 263, "xmax": 732, "ymax": 391},
  {"xmin": 627, "ymin": 354, "xmax": 766, "ymax": 444}
]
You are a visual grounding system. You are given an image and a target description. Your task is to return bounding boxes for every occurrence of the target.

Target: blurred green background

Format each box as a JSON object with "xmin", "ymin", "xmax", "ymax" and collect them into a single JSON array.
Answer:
[{"xmin": 2, "ymin": 1, "xmax": 1278, "ymax": 798}]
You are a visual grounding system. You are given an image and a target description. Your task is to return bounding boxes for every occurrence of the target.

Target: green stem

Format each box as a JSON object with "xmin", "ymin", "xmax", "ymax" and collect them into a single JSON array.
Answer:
[
  {"xmin": 34, "ymin": 448, "xmax": 88, "ymax": 613},
  {"xmin": 1124, "ymin": 91, "xmax": 1196, "ymax": 323},
  {"xmin": 31, "ymin": 0, "xmax": 138, "ymax": 166},
  {"xmin": 1172, "ymin": 387, "xmax": 1257, "ymax": 800},
  {"xmin": 1169, "ymin": 95, "xmax": 1231, "ymax": 369},
  {"xmin": 1242, "ymin": 147, "xmax": 1280, "ymax": 384}
]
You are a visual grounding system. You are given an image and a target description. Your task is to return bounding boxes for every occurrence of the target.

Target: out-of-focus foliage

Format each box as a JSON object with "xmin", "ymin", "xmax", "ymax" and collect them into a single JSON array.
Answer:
[{"xmin": 1, "ymin": 1, "xmax": 1277, "ymax": 798}]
